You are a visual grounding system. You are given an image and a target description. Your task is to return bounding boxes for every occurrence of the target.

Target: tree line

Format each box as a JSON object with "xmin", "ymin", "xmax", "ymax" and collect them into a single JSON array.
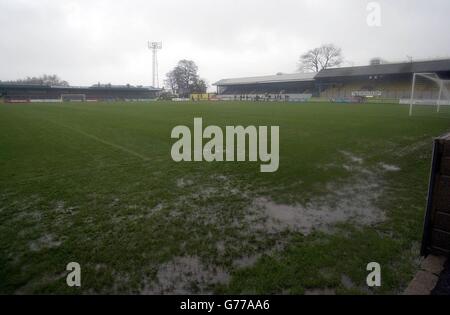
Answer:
[{"xmin": 0, "ymin": 74, "xmax": 69, "ymax": 86}]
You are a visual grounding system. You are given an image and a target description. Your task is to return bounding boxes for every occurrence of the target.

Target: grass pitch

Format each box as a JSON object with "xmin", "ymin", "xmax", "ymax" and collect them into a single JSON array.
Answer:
[{"xmin": 0, "ymin": 101, "xmax": 449, "ymax": 294}]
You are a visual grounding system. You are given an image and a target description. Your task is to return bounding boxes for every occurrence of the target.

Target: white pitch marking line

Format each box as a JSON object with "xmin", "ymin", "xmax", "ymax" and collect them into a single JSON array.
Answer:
[{"xmin": 44, "ymin": 118, "xmax": 150, "ymax": 161}]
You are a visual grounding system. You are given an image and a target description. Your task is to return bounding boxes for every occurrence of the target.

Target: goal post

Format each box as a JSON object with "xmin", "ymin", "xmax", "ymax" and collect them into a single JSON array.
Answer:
[
  {"xmin": 61, "ymin": 94, "xmax": 86, "ymax": 102},
  {"xmin": 409, "ymin": 72, "xmax": 450, "ymax": 116}
]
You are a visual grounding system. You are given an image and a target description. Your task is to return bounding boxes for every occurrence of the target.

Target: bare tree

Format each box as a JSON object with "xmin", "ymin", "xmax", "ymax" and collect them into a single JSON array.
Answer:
[
  {"xmin": 299, "ymin": 47, "xmax": 322, "ymax": 72},
  {"xmin": 192, "ymin": 79, "xmax": 208, "ymax": 94},
  {"xmin": 298, "ymin": 44, "xmax": 343, "ymax": 72},
  {"xmin": 165, "ymin": 60, "xmax": 208, "ymax": 97},
  {"xmin": 164, "ymin": 71, "xmax": 178, "ymax": 94}
]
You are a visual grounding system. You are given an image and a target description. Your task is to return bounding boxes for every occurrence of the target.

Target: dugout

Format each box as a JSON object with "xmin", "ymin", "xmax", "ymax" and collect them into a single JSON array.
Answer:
[{"xmin": 422, "ymin": 133, "xmax": 450, "ymax": 257}]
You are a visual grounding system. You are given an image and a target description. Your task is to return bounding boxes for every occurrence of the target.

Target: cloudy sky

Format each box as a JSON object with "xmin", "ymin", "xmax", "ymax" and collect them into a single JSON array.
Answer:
[{"xmin": 1, "ymin": 0, "xmax": 450, "ymax": 90}]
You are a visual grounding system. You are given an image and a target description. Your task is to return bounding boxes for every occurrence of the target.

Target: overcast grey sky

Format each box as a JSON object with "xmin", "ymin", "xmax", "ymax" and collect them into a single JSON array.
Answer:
[{"xmin": 1, "ymin": 0, "xmax": 450, "ymax": 90}]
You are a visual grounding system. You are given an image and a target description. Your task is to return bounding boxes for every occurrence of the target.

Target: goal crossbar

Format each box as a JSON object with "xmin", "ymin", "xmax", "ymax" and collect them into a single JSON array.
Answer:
[{"xmin": 61, "ymin": 94, "xmax": 86, "ymax": 102}]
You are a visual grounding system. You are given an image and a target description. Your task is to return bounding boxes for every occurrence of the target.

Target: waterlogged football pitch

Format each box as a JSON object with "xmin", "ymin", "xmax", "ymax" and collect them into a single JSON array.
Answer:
[{"xmin": 0, "ymin": 101, "xmax": 449, "ymax": 294}]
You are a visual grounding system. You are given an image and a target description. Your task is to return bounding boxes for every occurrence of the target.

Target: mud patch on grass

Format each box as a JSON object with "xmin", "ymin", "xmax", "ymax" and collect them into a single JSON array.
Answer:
[
  {"xmin": 53, "ymin": 200, "xmax": 78, "ymax": 215},
  {"xmin": 143, "ymin": 256, "xmax": 229, "ymax": 294},
  {"xmin": 233, "ymin": 254, "xmax": 262, "ymax": 268},
  {"xmin": 29, "ymin": 234, "xmax": 62, "ymax": 252},
  {"xmin": 15, "ymin": 271, "xmax": 66, "ymax": 294},
  {"xmin": 249, "ymin": 151, "xmax": 385, "ymax": 234},
  {"xmin": 340, "ymin": 151, "xmax": 364, "ymax": 164},
  {"xmin": 110, "ymin": 203, "xmax": 164, "ymax": 223},
  {"xmin": 8, "ymin": 195, "xmax": 43, "ymax": 221},
  {"xmin": 51, "ymin": 200, "xmax": 79, "ymax": 227},
  {"xmin": 341, "ymin": 274, "xmax": 355, "ymax": 289},
  {"xmin": 216, "ymin": 241, "xmax": 226, "ymax": 254},
  {"xmin": 379, "ymin": 163, "xmax": 401, "ymax": 172},
  {"xmin": 177, "ymin": 178, "xmax": 194, "ymax": 188},
  {"xmin": 140, "ymin": 158, "xmax": 386, "ymax": 293},
  {"xmin": 394, "ymin": 137, "xmax": 434, "ymax": 157},
  {"xmin": 250, "ymin": 175, "xmax": 385, "ymax": 235}
]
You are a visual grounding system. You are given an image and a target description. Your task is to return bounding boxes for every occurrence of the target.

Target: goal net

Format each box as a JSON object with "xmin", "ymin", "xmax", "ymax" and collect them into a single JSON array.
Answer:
[
  {"xmin": 61, "ymin": 94, "xmax": 86, "ymax": 102},
  {"xmin": 409, "ymin": 73, "xmax": 450, "ymax": 116}
]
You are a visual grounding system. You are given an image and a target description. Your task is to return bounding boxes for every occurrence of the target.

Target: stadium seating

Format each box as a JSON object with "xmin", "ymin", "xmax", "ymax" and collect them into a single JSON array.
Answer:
[{"xmin": 318, "ymin": 78, "xmax": 441, "ymax": 101}]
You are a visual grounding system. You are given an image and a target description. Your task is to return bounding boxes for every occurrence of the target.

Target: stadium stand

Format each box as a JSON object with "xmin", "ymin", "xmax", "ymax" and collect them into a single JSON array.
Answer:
[
  {"xmin": 214, "ymin": 59, "xmax": 450, "ymax": 103},
  {"xmin": 0, "ymin": 83, "xmax": 161, "ymax": 103},
  {"xmin": 214, "ymin": 72, "xmax": 316, "ymax": 102},
  {"xmin": 315, "ymin": 59, "xmax": 450, "ymax": 101}
]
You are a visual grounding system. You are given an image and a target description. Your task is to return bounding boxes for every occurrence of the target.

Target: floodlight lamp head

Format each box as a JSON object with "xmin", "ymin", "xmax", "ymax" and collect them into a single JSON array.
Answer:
[{"xmin": 148, "ymin": 41, "xmax": 162, "ymax": 50}]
